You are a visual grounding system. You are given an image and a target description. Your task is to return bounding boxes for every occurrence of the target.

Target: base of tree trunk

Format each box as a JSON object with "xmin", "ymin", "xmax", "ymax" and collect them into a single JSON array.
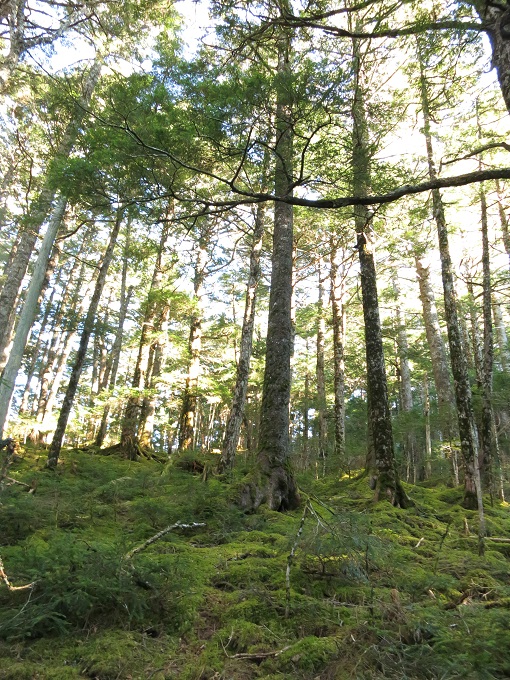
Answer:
[
  {"xmin": 99, "ymin": 441, "xmax": 165, "ymax": 462},
  {"xmin": 461, "ymin": 489, "xmax": 478, "ymax": 510},
  {"xmin": 373, "ymin": 472, "xmax": 413, "ymax": 509},
  {"xmin": 239, "ymin": 462, "xmax": 300, "ymax": 512}
]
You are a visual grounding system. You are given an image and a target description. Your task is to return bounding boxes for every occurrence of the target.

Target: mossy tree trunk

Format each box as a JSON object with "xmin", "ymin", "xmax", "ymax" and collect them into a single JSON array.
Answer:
[
  {"xmin": 418, "ymin": 48, "xmax": 482, "ymax": 511},
  {"xmin": 245, "ymin": 23, "xmax": 299, "ymax": 512},
  {"xmin": 351, "ymin": 34, "xmax": 409, "ymax": 507}
]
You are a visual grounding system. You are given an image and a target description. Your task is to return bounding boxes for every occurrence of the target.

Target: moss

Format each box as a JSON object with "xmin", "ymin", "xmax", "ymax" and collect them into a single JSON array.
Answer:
[{"xmin": 3, "ymin": 446, "xmax": 510, "ymax": 679}]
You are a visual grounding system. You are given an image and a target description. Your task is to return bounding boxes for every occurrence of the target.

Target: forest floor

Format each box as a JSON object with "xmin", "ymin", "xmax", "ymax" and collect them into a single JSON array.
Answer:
[{"xmin": 0, "ymin": 447, "xmax": 509, "ymax": 679}]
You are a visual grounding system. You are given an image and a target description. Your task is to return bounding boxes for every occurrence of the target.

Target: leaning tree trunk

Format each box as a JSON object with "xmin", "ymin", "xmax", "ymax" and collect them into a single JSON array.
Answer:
[
  {"xmin": 329, "ymin": 240, "xmax": 346, "ymax": 462},
  {"xmin": 351, "ymin": 33, "xmax": 409, "ymax": 507},
  {"xmin": 241, "ymin": 24, "xmax": 299, "ymax": 512},
  {"xmin": 47, "ymin": 209, "xmax": 122, "ymax": 467},
  {"xmin": 0, "ymin": 59, "xmax": 102, "ymax": 371},
  {"xmin": 0, "ymin": 196, "xmax": 67, "ymax": 437},
  {"xmin": 219, "ymin": 200, "xmax": 266, "ymax": 472},
  {"xmin": 418, "ymin": 47, "xmax": 483, "ymax": 515}
]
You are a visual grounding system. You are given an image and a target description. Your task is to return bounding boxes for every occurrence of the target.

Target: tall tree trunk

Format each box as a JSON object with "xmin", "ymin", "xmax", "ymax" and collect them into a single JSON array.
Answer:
[
  {"xmin": 479, "ymin": 179, "xmax": 494, "ymax": 489},
  {"xmin": 492, "ymin": 300, "xmax": 509, "ymax": 372},
  {"xmin": 47, "ymin": 209, "xmax": 122, "ymax": 467},
  {"xmin": 178, "ymin": 236, "xmax": 207, "ymax": 452},
  {"xmin": 418, "ymin": 48, "xmax": 483, "ymax": 514},
  {"xmin": 220, "ymin": 200, "xmax": 266, "ymax": 472},
  {"xmin": 351, "ymin": 34, "xmax": 409, "ymax": 506},
  {"xmin": 0, "ymin": 58, "xmax": 102, "ymax": 371},
  {"xmin": 121, "ymin": 221, "xmax": 170, "ymax": 459},
  {"xmin": 465, "ymin": 265, "xmax": 484, "ymax": 386},
  {"xmin": 393, "ymin": 275, "xmax": 421, "ymax": 482},
  {"xmin": 0, "ymin": 196, "xmax": 67, "ymax": 437},
  {"xmin": 243, "ymin": 25, "xmax": 299, "ymax": 512},
  {"xmin": 316, "ymin": 256, "xmax": 327, "ymax": 471},
  {"xmin": 329, "ymin": 240, "xmax": 346, "ymax": 462},
  {"xmin": 414, "ymin": 255, "xmax": 456, "ymax": 435}
]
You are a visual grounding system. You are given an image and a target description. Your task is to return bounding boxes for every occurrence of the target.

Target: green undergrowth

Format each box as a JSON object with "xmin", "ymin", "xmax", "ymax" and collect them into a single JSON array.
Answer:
[{"xmin": 0, "ymin": 447, "xmax": 509, "ymax": 679}]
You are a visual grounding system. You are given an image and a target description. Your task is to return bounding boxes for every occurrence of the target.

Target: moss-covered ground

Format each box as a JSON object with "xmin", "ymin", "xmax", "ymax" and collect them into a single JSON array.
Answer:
[{"xmin": 1, "ymin": 447, "xmax": 509, "ymax": 679}]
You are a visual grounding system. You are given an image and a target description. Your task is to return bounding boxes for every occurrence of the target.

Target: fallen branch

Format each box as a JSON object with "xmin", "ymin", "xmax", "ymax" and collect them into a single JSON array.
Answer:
[
  {"xmin": 123, "ymin": 522, "xmax": 206, "ymax": 560},
  {"xmin": 4, "ymin": 477, "xmax": 36, "ymax": 492},
  {"xmin": 0, "ymin": 556, "xmax": 35, "ymax": 592},
  {"xmin": 225, "ymin": 645, "xmax": 292, "ymax": 660}
]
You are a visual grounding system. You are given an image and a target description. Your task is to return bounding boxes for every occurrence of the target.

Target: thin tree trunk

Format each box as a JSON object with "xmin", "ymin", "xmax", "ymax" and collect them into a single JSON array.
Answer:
[
  {"xmin": 492, "ymin": 300, "xmax": 509, "ymax": 372},
  {"xmin": 316, "ymin": 256, "xmax": 327, "ymax": 472},
  {"xmin": 330, "ymin": 241, "xmax": 346, "ymax": 462},
  {"xmin": 423, "ymin": 374, "xmax": 432, "ymax": 478},
  {"xmin": 479, "ymin": 179, "xmax": 494, "ymax": 489},
  {"xmin": 465, "ymin": 266, "xmax": 484, "ymax": 386},
  {"xmin": 220, "ymin": 200, "xmax": 266, "ymax": 471},
  {"xmin": 47, "ymin": 209, "xmax": 122, "ymax": 467},
  {"xmin": 415, "ymin": 255, "xmax": 456, "ymax": 436},
  {"xmin": 121, "ymin": 221, "xmax": 169, "ymax": 459},
  {"xmin": 178, "ymin": 236, "xmax": 207, "ymax": 452},
  {"xmin": 393, "ymin": 275, "xmax": 420, "ymax": 481}
]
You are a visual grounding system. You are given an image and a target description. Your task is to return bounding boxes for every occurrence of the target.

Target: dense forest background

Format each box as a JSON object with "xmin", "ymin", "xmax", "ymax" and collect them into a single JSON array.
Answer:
[{"xmin": 2, "ymin": 0, "xmax": 510, "ymax": 677}]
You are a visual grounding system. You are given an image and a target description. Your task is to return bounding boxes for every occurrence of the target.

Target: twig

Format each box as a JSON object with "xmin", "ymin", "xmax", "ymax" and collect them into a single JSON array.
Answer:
[
  {"xmin": 225, "ymin": 645, "xmax": 292, "ymax": 660},
  {"xmin": 123, "ymin": 522, "xmax": 206, "ymax": 560},
  {"xmin": 285, "ymin": 503, "xmax": 309, "ymax": 617},
  {"xmin": 0, "ymin": 556, "xmax": 35, "ymax": 592}
]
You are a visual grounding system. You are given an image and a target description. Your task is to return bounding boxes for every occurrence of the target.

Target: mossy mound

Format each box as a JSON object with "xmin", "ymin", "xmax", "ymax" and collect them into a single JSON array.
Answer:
[{"xmin": 0, "ymin": 448, "xmax": 509, "ymax": 678}]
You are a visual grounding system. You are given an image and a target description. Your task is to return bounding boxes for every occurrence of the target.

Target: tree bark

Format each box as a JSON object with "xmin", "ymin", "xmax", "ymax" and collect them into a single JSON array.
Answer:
[
  {"xmin": 47, "ymin": 208, "xmax": 122, "ymax": 467},
  {"xmin": 244, "ymin": 25, "xmax": 299, "ymax": 512},
  {"xmin": 351, "ymin": 33, "xmax": 409, "ymax": 507}
]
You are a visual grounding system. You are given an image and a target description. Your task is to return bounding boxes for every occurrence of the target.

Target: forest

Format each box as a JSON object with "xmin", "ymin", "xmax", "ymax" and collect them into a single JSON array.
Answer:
[{"xmin": 1, "ymin": 0, "xmax": 510, "ymax": 677}]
